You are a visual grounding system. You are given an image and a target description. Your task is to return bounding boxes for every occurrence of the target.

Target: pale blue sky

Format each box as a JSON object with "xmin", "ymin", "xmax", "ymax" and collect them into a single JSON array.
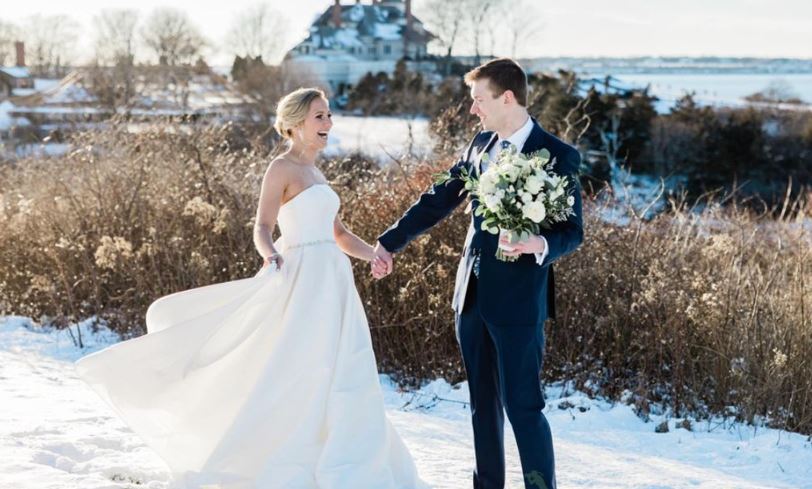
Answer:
[{"xmin": 1, "ymin": 0, "xmax": 810, "ymax": 64}]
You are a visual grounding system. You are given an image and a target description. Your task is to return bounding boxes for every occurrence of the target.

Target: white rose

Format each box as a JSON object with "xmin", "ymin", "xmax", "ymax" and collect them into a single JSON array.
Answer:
[
  {"xmin": 520, "ymin": 191, "xmax": 533, "ymax": 203},
  {"xmin": 479, "ymin": 172, "xmax": 497, "ymax": 194},
  {"xmin": 524, "ymin": 175, "xmax": 543, "ymax": 194},
  {"xmin": 502, "ymin": 164, "xmax": 520, "ymax": 181},
  {"xmin": 515, "ymin": 156, "xmax": 531, "ymax": 170},
  {"xmin": 522, "ymin": 201, "xmax": 547, "ymax": 223},
  {"xmin": 484, "ymin": 194, "xmax": 502, "ymax": 211},
  {"xmin": 566, "ymin": 195, "xmax": 575, "ymax": 206}
]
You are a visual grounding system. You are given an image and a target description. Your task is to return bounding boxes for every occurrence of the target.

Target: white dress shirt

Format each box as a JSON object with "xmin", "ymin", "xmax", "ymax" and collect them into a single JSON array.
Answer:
[{"xmin": 482, "ymin": 116, "xmax": 549, "ymax": 265}]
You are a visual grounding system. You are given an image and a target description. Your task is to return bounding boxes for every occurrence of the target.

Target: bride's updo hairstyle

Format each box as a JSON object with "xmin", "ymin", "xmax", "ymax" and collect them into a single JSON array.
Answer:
[{"xmin": 273, "ymin": 87, "xmax": 328, "ymax": 140}]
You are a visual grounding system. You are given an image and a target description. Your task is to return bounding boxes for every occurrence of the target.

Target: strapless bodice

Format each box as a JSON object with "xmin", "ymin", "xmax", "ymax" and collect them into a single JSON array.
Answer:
[{"xmin": 276, "ymin": 184, "xmax": 340, "ymax": 249}]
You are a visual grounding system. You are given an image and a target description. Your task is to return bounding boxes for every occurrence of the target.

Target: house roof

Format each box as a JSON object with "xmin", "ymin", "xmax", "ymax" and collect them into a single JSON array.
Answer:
[
  {"xmin": 0, "ymin": 67, "xmax": 31, "ymax": 79},
  {"xmin": 11, "ymin": 67, "xmax": 255, "ymax": 115},
  {"xmin": 298, "ymin": 1, "xmax": 433, "ymax": 50}
]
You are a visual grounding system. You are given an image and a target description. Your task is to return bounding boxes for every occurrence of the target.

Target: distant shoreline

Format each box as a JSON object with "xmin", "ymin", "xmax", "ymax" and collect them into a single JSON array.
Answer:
[{"xmin": 513, "ymin": 56, "xmax": 812, "ymax": 75}]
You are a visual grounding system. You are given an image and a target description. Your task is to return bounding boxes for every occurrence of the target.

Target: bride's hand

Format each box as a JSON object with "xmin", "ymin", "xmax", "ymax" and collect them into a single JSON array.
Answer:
[
  {"xmin": 370, "ymin": 242, "xmax": 393, "ymax": 279},
  {"xmin": 264, "ymin": 253, "xmax": 284, "ymax": 271}
]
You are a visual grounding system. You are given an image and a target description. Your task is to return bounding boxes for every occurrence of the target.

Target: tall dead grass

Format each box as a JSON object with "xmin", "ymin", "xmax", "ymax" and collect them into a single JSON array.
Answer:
[{"xmin": 1, "ymin": 122, "xmax": 809, "ymax": 433}]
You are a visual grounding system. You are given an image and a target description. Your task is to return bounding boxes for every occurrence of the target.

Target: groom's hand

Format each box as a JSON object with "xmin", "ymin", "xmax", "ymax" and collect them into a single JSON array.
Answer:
[
  {"xmin": 371, "ymin": 241, "xmax": 394, "ymax": 279},
  {"xmin": 499, "ymin": 234, "xmax": 546, "ymax": 257}
]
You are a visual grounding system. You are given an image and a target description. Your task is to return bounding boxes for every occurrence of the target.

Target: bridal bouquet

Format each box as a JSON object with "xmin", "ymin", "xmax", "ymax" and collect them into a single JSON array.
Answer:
[{"xmin": 436, "ymin": 145, "xmax": 576, "ymax": 262}]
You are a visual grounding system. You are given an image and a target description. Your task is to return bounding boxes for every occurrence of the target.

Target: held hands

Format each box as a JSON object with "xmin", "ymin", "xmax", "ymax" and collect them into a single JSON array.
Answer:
[
  {"xmin": 370, "ymin": 241, "xmax": 393, "ymax": 280},
  {"xmin": 498, "ymin": 234, "xmax": 546, "ymax": 258}
]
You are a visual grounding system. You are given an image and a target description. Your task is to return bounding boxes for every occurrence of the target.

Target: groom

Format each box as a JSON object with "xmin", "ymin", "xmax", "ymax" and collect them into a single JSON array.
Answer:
[{"xmin": 372, "ymin": 58, "xmax": 583, "ymax": 489}]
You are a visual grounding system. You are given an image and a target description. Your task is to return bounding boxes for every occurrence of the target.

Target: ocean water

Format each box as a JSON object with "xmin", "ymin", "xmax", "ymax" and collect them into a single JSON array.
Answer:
[{"xmin": 606, "ymin": 73, "xmax": 812, "ymax": 111}]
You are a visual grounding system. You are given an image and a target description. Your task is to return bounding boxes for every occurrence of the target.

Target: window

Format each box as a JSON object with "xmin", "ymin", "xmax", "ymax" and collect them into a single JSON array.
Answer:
[
  {"xmin": 383, "ymin": 45, "xmax": 391, "ymax": 55},
  {"xmin": 369, "ymin": 47, "xmax": 376, "ymax": 55}
]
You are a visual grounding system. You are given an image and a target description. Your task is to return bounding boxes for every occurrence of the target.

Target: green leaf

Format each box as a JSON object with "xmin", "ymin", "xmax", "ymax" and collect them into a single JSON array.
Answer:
[{"xmin": 433, "ymin": 172, "xmax": 452, "ymax": 185}]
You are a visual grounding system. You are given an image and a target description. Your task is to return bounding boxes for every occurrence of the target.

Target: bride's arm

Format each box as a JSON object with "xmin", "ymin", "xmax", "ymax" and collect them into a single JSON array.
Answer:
[
  {"xmin": 333, "ymin": 217, "xmax": 376, "ymax": 262},
  {"xmin": 253, "ymin": 161, "xmax": 288, "ymax": 266}
]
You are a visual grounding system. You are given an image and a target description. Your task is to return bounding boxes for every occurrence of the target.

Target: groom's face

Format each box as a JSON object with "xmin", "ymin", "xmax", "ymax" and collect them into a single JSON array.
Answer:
[{"xmin": 469, "ymin": 78, "xmax": 506, "ymax": 132}]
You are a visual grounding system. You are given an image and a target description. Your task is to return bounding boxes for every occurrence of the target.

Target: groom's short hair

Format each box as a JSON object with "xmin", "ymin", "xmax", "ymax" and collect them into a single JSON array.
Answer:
[{"xmin": 464, "ymin": 58, "xmax": 528, "ymax": 107}]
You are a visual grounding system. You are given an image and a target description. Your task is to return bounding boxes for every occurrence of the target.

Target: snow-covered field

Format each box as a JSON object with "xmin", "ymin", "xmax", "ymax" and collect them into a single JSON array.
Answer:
[
  {"xmin": 1, "ymin": 315, "xmax": 811, "ymax": 489},
  {"xmin": 325, "ymin": 115, "xmax": 434, "ymax": 162}
]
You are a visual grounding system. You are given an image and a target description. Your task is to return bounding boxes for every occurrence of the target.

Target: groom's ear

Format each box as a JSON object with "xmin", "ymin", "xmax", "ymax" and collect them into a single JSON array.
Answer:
[{"xmin": 502, "ymin": 89, "xmax": 516, "ymax": 105}]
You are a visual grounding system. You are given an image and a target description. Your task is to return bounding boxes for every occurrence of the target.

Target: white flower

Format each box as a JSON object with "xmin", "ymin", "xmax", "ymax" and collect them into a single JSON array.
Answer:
[
  {"xmin": 501, "ymin": 164, "xmax": 521, "ymax": 181},
  {"xmin": 520, "ymin": 191, "xmax": 533, "ymax": 204},
  {"xmin": 479, "ymin": 172, "xmax": 498, "ymax": 194},
  {"xmin": 524, "ymin": 175, "xmax": 543, "ymax": 194},
  {"xmin": 484, "ymin": 194, "xmax": 502, "ymax": 211},
  {"xmin": 550, "ymin": 187, "xmax": 564, "ymax": 200},
  {"xmin": 567, "ymin": 195, "xmax": 575, "ymax": 206},
  {"xmin": 522, "ymin": 201, "xmax": 547, "ymax": 223},
  {"xmin": 514, "ymin": 156, "xmax": 532, "ymax": 171}
]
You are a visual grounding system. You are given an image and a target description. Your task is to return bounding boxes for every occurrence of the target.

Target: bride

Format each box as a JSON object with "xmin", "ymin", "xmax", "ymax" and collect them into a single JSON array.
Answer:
[{"xmin": 75, "ymin": 88, "xmax": 429, "ymax": 489}]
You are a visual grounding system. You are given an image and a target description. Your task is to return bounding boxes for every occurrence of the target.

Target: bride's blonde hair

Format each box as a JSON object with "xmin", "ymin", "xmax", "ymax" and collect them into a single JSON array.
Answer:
[{"xmin": 273, "ymin": 87, "xmax": 328, "ymax": 140}]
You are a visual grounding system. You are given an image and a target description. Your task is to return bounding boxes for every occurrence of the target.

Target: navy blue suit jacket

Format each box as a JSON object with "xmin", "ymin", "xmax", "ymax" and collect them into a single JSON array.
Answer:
[{"xmin": 378, "ymin": 118, "xmax": 584, "ymax": 326}]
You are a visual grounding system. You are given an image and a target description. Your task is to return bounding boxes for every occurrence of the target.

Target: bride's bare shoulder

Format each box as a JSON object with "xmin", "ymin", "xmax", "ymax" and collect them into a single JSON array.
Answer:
[{"xmin": 263, "ymin": 156, "xmax": 297, "ymax": 182}]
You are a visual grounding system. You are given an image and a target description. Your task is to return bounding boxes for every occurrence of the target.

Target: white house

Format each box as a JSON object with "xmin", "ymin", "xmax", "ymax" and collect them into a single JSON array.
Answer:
[
  {"xmin": 284, "ymin": 0, "xmax": 436, "ymax": 95},
  {"xmin": 0, "ymin": 42, "xmax": 35, "ymax": 101}
]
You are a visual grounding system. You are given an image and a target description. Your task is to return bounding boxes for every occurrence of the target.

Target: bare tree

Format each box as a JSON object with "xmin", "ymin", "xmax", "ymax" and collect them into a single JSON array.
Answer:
[
  {"xmin": 22, "ymin": 14, "xmax": 80, "ymax": 76},
  {"xmin": 225, "ymin": 3, "xmax": 289, "ymax": 64},
  {"xmin": 460, "ymin": 0, "xmax": 505, "ymax": 65},
  {"xmin": 93, "ymin": 9, "xmax": 139, "ymax": 66},
  {"xmin": 89, "ymin": 10, "xmax": 141, "ymax": 109},
  {"xmin": 0, "ymin": 20, "xmax": 20, "ymax": 66},
  {"xmin": 414, "ymin": 0, "xmax": 464, "ymax": 74},
  {"xmin": 501, "ymin": 0, "xmax": 543, "ymax": 59},
  {"xmin": 141, "ymin": 8, "xmax": 206, "ymax": 66}
]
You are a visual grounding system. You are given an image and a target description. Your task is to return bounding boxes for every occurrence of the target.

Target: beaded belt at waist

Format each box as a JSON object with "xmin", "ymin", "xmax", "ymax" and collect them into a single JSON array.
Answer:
[{"xmin": 285, "ymin": 239, "xmax": 337, "ymax": 251}]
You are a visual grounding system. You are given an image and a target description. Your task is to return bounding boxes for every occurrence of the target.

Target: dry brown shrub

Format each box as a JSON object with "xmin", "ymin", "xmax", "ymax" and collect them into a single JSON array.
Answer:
[{"xmin": 1, "ymin": 122, "xmax": 810, "ymax": 434}]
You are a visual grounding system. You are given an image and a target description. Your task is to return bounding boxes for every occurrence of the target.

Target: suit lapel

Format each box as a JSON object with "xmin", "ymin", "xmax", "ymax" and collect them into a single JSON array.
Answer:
[
  {"xmin": 474, "ymin": 133, "xmax": 498, "ymax": 176},
  {"xmin": 520, "ymin": 118, "xmax": 546, "ymax": 155}
]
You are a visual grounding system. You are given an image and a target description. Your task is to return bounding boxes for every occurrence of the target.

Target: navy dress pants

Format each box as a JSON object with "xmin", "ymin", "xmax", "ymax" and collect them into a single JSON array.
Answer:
[{"xmin": 455, "ymin": 273, "xmax": 556, "ymax": 489}]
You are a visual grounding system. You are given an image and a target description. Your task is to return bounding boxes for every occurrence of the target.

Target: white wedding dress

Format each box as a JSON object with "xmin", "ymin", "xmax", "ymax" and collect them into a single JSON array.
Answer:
[{"xmin": 75, "ymin": 183, "xmax": 429, "ymax": 489}]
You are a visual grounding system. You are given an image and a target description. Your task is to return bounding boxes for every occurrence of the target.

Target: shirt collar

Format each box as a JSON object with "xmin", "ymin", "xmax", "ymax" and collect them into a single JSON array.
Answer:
[{"xmin": 498, "ymin": 115, "xmax": 534, "ymax": 151}]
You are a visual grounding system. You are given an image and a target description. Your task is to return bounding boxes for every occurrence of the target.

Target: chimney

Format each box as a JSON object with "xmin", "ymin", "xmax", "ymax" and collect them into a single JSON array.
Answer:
[
  {"xmin": 332, "ymin": 0, "xmax": 342, "ymax": 28},
  {"xmin": 15, "ymin": 41, "xmax": 25, "ymax": 67}
]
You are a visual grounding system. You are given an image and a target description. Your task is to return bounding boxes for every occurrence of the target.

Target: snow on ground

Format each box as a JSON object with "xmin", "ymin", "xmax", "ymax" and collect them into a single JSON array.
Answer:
[
  {"xmin": 1, "ymin": 315, "xmax": 810, "ymax": 489},
  {"xmin": 325, "ymin": 115, "xmax": 434, "ymax": 163}
]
